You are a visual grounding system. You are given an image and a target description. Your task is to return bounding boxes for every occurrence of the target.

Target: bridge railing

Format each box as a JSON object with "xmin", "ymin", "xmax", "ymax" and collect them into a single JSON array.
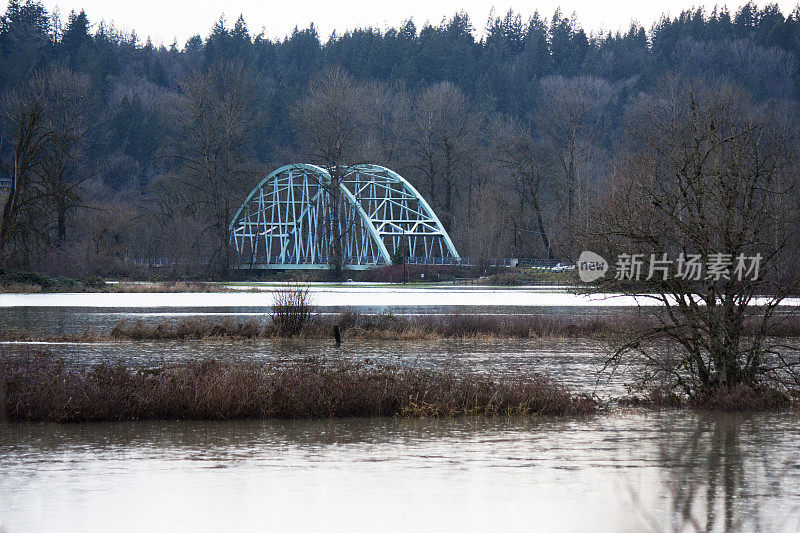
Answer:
[
  {"xmin": 127, "ymin": 257, "xmax": 566, "ymax": 269},
  {"xmin": 128, "ymin": 257, "xmax": 184, "ymax": 268},
  {"xmin": 404, "ymin": 257, "xmax": 562, "ymax": 269},
  {"xmin": 236, "ymin": 255, "xmax": 390, "ymax": 265}
]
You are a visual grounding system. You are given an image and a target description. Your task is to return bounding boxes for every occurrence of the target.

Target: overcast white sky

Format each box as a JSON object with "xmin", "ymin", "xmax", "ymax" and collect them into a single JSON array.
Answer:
[{"xmin": 37, "ymin": 0, "xmax": 800, "ymax": 47}]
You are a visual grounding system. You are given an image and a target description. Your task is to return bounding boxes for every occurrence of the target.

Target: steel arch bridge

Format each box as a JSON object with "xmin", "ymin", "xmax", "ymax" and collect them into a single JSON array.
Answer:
[{"xmin": 229, "ymin": 164, "xmax": 460, "ymax": 269}]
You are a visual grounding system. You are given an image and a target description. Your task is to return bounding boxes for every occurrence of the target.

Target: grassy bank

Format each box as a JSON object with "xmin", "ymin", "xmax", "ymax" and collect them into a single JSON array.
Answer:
[
  {"xmin": 0, "ymin": 264, "xmax": 577, "ymax": 293},
  {"xmin": 0, "ymin": 353, "xmax": 596, "ymax": 422},
  {"xmin": 0, "ymin": 276, "xmax": 237, "ymax": 294}
]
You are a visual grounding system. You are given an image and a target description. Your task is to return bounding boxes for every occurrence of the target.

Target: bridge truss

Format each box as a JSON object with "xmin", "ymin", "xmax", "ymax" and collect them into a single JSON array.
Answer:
[{"xmin": 229, "ymin": 164, "xmax": 460, "ymax": 269}]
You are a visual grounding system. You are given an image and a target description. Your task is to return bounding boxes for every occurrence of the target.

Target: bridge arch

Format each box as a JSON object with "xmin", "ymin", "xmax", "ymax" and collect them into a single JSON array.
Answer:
[{"xmin": 229, "ymin": 163, "xmax": 460, "ymax": 269}]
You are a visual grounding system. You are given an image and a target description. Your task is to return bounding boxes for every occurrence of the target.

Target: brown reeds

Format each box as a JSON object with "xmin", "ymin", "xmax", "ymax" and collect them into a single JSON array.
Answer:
[
  {"xmin": 111, "ymin": 281, "xmax": 226, "ymax": 293},
  {"xmin": 106, "ymin": 312, "xmax": 655, "ymax": 341},
  {"xmin": 0, "ymin": 352, "xmax": 596, "ymax": 422},
  {"xmin": 0, "ymin": 328, "xmax": 105, "ymax": 342},
  {"xmin": 334, "ymin": 311, "xmax": 622, "ymax": 339},
  {"xmin": 109, "ymin": 318, "xmax": 263, "ymax": 340}
]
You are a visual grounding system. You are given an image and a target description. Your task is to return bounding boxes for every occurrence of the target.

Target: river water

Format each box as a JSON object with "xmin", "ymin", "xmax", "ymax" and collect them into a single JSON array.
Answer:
[
  {"xmin": 0, "ymin": 338, "xmax": 626, "ymax": 397},
  {"xmin": 1, "ymin": 287, "xmax": 799, "ymax": 532},
  {"xmin": 2, "ymin": 412, "xmax": 799, "ymax": 532},
  {"xmin": 0, "ymin": 285, "xmax": 649, "ymax": 336}
]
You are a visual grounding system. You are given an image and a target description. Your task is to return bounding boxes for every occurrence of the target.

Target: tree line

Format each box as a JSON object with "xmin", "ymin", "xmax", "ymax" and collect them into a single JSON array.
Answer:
[{"xmin": 1, "ymin": 0, "xmax": 800, "ymax": 276}]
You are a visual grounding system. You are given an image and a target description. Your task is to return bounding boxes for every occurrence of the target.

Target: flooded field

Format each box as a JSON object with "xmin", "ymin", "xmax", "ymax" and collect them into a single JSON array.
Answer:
[
  {"xmin": 0, "ymin": 284, "xmax": 655, "ymax": 309},
  {"xmin": 0, "ymin": 304, "xmax": 641, "ymax": 337},
  {"xmin": 2, "ymin": 285, "xmax": 799, "ymax": 531},
  {"xmin": 2, "ymin": 412, "xmax": 799, "ymax": 532},
  {"xmin": 0, "ymin": 337, "xmax": 625, "ymax": 396}
]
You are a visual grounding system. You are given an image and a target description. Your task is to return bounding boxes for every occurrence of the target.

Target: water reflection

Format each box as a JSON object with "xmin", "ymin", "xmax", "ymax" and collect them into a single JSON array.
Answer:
[
  {"xmin": 642, "ymin": 413, "xmax": 800, "ymax": 532},
  {"xmin": 1, "ymin": 411, "xmax": 798, "ymax": 532}
]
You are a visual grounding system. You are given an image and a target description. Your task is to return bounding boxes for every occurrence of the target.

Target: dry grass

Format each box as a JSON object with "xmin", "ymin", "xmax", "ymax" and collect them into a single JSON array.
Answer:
[
  {"xmin": 331, "ymin": 311, "xmax": 627, "ymax": 339},
  {"xmin": 0, "ymin": 283, "xmax": 43, "ymax": 293},
  {"xmin": 109, "ymin": 318, "xmax": 263, "ymax": 340},
  {"xmin": 110, "ymin": 281, "xmax": 226, "ymax": 293},
  {"xmin": 0, "ymin": 280, "xmax": 229, "ymax": 294},
  {"xmin": 0, "ymin": 352, "xmax": 596, "ymax": 422},
  {"xmin": 105, "ymin": 312, "xmax": 653, "ymax": 342},
  {"xmin": 0, "ymin": 328, "xmax": 104, "ymax": 342}
]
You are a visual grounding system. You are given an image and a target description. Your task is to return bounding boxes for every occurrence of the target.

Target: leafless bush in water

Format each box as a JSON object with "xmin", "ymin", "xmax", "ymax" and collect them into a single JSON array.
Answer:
[
  {"xmin": 581, "ymin": 83, "xmax": 800, "ymax": 404},
  {"xmin": 270, "ymin": 284, "xmax": 313, "ymax": 336}
]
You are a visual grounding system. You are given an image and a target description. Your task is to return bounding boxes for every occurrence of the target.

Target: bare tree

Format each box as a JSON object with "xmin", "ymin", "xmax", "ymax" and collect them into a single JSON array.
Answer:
[
  {"xmin": 79, "ymin": 200, "xmax": 136, "ymax": 274},
  {"xmin": 406, "ymin": 82, "xmax": 481, "ymax": 232},
  {"xmin": 675, "ymin": 37, "xmax": 797, "ymax": 100},
  {"xmin": 536, "ymin": 75, "xmax": 612, "ymax": 222},
  {"xmin": 0, "ymin": 73, "xmax": 53, "ymax": 267},
  {"xmin": 463, "ymin": 180, "xmax": 507, "ymax": 262},
  {"xmin": 493, "ymin": 119, "xmax": 556, "ymax": 258},
  {"xmin": 584, "ymin": 83, "xmax": 800, "ymax": 400},
  {"xmin": 36, "ymin": 68, "xmax": 93, "ymax": 245},
  {"xmin": 361, "ymin": 81, "xmax": 410, "ymax": 167},
  {"xmin": 292, "ymin": 66, "xmax": 367, "ymax": 279},
  {"xmin": 164, "ymin": 61, "xmax": 263, "ymax": 274},
  {"xmin": 405, "ymin": 89, "xmax": 439, "ymax": 210}
]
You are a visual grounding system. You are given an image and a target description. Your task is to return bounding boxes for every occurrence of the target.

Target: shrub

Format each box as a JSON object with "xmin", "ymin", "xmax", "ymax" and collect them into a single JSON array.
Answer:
[
  {"xmin": 53, "ymin": 277, "xmax": 79, "ymax": 288},
  {"xmin": 1, "ymin": 270, "xmax": 54, "ymax": 289},
  {"xmin": 487, "ymin": 272, "xmax": 519, "ymax": 286},
  {"xmin": 83, "ymin": 276, "xmax": 106, "ymax": 289},
  {"xmin": 0, "ymin": 271, "xmax": 81, "ymax": 290},
  {"xmin": 689, "ymin": 384, "xmax": 791, "ymax": 411},
  {"xmin": 270, "ymin": 284, "xmax": 312, "ymax": 335}
]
